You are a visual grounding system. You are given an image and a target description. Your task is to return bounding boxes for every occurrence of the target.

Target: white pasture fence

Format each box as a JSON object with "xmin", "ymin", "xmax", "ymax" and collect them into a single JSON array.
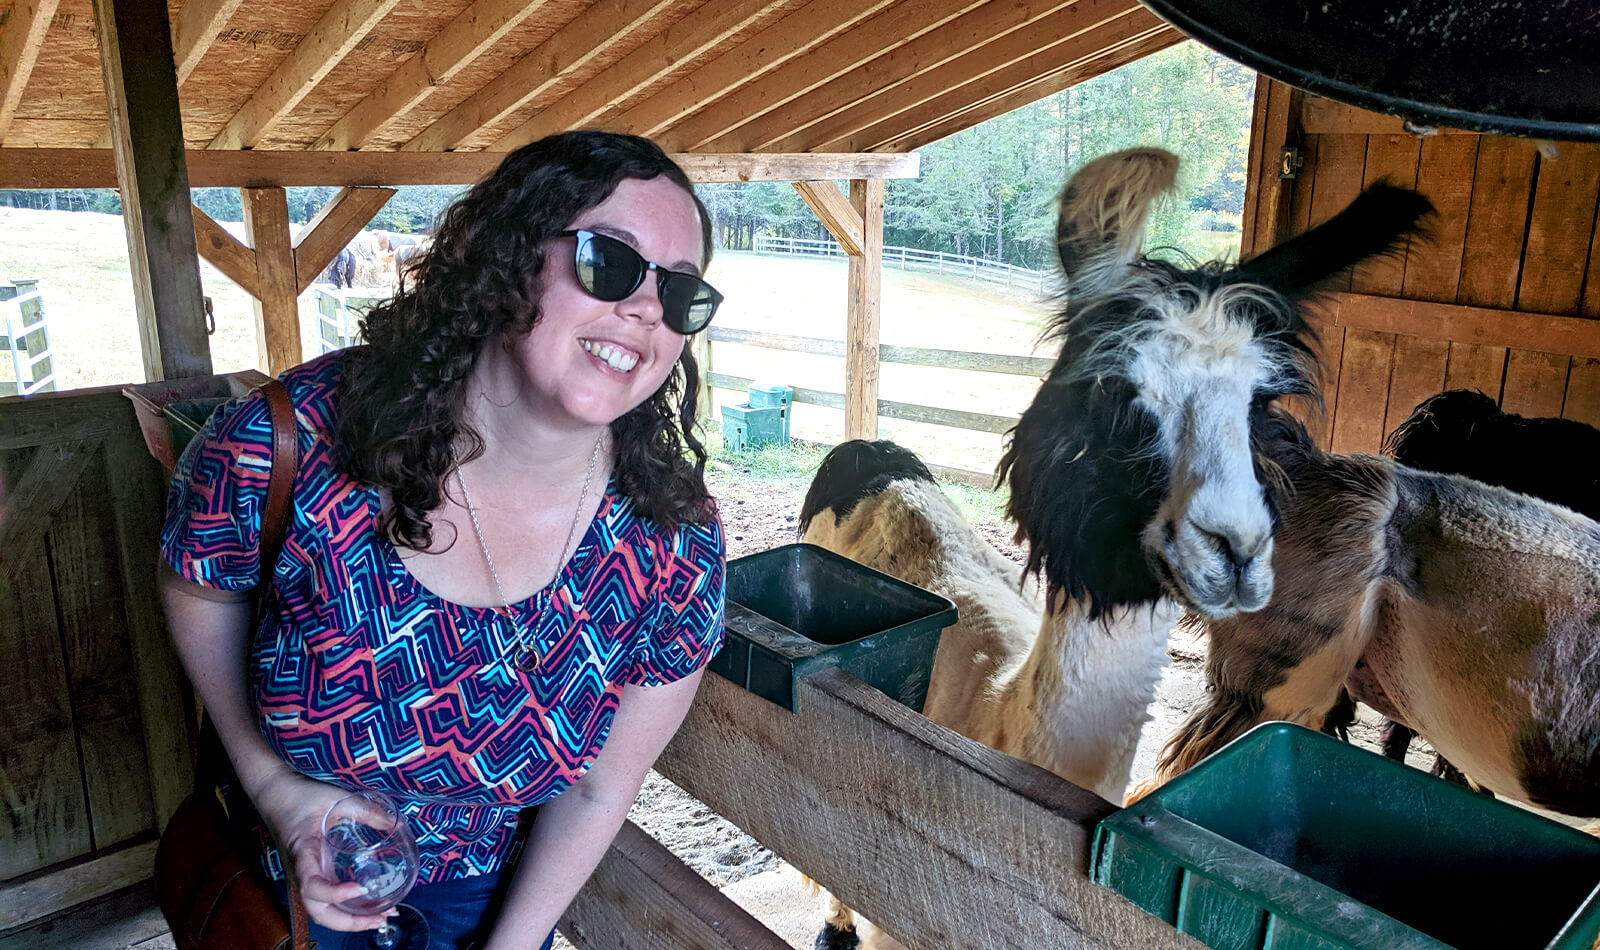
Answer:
[
  {"xmin": 1, "ymin": 280, "xmax": 56, "ymax": 396},
  {"xmin": 753, "ymin": 234, "xmax": 1054, "ymax": 293}
]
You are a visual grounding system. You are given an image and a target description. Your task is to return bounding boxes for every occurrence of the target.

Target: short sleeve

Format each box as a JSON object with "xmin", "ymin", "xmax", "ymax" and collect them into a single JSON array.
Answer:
[
  {"xmin": 159, "ymin": 387, "xmax": 277, "ymax": 591},
  {"xmin": 627, "ymin": 509, "xmax": 726, "ymax": 687}
]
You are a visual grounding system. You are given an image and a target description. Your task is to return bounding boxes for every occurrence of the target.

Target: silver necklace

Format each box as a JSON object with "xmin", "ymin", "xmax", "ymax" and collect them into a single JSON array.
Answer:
[{"xmin": 454, "ymin": 437, "xmax": 603, "ymax": 672}]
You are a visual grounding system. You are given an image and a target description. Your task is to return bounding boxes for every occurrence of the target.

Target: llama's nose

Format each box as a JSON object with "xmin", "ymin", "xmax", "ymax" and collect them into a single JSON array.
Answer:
[{"xmin": 1198, "ymin": 525, "xmax": 1268, "ymax": 577}]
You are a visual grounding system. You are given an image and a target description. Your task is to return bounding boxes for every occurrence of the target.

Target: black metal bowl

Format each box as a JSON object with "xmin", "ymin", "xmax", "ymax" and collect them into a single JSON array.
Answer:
[{"xmin": 1139, "ymin": 0, "xmax": 1600, "ymax": 141}]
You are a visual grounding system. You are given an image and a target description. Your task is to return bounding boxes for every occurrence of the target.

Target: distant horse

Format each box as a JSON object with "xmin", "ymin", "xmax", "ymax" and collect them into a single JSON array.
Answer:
[{"xmin": 320, "ymin": 246, "xmax": 356, "ymax": 289}]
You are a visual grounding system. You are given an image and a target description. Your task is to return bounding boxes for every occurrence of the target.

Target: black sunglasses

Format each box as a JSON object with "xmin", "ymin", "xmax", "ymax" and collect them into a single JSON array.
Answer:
[{"xmin": 556, "ymin": 229, "xmax": 722, "ymax": 335}]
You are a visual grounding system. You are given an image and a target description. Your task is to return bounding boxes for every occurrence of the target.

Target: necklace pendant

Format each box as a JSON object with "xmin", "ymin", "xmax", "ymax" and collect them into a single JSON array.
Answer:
[{"xmin": 512, "ymin": 644, "xmax": 541, "ymax": 673}]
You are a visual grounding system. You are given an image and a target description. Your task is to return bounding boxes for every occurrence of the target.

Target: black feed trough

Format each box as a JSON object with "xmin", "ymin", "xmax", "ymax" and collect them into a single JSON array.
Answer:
[{"xmin": 1138, "ymin": 0, "xmax": 1600, "ymax": 141}]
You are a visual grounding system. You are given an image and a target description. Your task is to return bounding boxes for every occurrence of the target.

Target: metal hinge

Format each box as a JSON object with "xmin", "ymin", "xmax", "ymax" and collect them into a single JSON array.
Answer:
[{"xmin": 1278, "ymin": 146, "xmax": 1304, "ymax": 180}]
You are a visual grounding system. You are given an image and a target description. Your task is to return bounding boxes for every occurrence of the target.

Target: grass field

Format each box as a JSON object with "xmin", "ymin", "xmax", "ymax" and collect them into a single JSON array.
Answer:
[{"xmin": 0, "ymin": 207, "xmax": 1238, "ymax": 474}]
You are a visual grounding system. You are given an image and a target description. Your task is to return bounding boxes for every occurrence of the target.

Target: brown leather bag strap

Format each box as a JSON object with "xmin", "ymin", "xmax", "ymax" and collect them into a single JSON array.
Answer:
[
  {"xmin": 257, "ymin": 380, "xmax": 299, "ymax": 595},
  {"xmin": 253, "ymin": 379, "xmax": 310, "ymax": 950}
]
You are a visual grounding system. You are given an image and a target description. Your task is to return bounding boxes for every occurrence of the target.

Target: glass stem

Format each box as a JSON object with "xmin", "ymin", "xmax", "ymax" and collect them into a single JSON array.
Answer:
[{"xmin": 371, "ymin": 920, "xmax": 401, "ymax": 950}]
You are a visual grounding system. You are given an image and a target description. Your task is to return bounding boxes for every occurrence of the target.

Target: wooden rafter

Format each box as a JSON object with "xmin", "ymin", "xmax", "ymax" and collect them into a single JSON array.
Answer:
[
  {"xmin": 172, "ymin": 0, "xmax": 246, "ymax": 85},
  {"xmin": 849, "ymin": 9, "xmax": 1175, "ymax": 152},
  {"xmin": 208, "ymin": 0, "xmax": 401, "ymax": 150},
  {"xmin": 402, "ymin": 0, "xmax": 678, "ymax": 153},
  {"xmin": 491, "ymin": 0, "xmax": 784, "ymax": 152},
  {"xmin": 0, "ymin": 147, "xmax": 920, "ymax": 189},
  {"xmin": 655, "ymin": 0, "xmax": 990, "ymax": 152},
  {"xmin": 0, "ymin": 0, "xmax": 62, "ymax": 143},
  {"xmin": 242, "ymin": 187, "xmax": 300, "ymax": 374},
  {"xmin": 312, "ymin": 0, "xmax": 550, "ymax": 151},
  {"xmin": 191, "ymin": 203, "xmax": 261, "ymax": 297},
  {"xmin": 292, "ymin": 186, "xmax": 396, "ymax": 293},
  {"xmin": 723, "ymin": 0, "xmax": 1085, "ymax": 153},
  {"xmin": 780, "ymin": 0, "xmax": 1135, "ymax": 153},
  {"xmin": 606, "ymin": 0, "xmax": 899, "ymax": 140},
  {"xmin": 793, "ymin": 181, "xmax": 863, "ymax": 255}
]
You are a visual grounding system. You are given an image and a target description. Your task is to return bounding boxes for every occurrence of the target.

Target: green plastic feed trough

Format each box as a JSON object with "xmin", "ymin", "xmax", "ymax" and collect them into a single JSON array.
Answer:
[
  {"xmin": 712, "ymin": 543, "xmax": 956, "ymax": 713},
  {"xmin": 1092, "ymin": 722, "xmax": 1600, "ymax": 950}
]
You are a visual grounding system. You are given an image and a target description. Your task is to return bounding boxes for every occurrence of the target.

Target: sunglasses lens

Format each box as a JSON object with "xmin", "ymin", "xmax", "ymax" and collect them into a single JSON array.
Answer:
[
  {"xmin": 574, "ymin": 233, "xmax": 644, "ymax": 301},
  {"xmin": 659, "ymin": 275, "xmax": 722, "ymax": 334}
]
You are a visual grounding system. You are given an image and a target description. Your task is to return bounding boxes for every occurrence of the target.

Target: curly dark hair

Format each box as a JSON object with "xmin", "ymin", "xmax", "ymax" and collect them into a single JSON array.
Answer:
[{"xmin": 336, "ymin": 130, "xmax": 715, "ymax": 551}]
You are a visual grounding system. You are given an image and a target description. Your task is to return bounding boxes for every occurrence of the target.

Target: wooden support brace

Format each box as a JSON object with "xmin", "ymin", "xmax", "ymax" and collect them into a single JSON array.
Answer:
[
  {"xmin": 560, "ymin": 821, "xmax": 789, "ymax": 949},
  {"xmin": 793, "ymin": 181, "xmax": 864, "ymax": 255},
  {"xmin": 844, "ymin": 178, "xmax": 883, "ymax": 441},
  {"xmin": 242, "ymin": 187, "xmax": 302, "ymax": 375},
  {"xmin": 191, "ymin": 204, "xmax": 261, "ymax": 298},
  {"xmin": 292, "ymin": 186, "xmax": 397, "ymax": 293},
  {"xmin": 0, "ymin": 0, "xmax": 63, "ymax": 142}
]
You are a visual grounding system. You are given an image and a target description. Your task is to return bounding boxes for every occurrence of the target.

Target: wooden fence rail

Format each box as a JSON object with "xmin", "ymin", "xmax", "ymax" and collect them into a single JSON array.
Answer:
[
  {"xmin": 703, "ymin": 326, "xmax": 1052, "ymax": 483},
  {"xmin": 753, "ymin": 234, "xmax": 1054, "ymax": 293}
]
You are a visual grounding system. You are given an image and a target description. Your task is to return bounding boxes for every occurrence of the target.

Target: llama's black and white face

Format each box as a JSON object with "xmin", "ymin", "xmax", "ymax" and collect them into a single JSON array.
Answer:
[{"xmin": 1001, "ymin": 148, "xmax": 1431, "ymax": 620}]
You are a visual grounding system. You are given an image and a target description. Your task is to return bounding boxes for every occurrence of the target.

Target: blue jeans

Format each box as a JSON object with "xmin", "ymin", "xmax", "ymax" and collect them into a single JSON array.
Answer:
[{"xmin": 276, "ymin": 870, "xmax": 556, "ymax": 950}]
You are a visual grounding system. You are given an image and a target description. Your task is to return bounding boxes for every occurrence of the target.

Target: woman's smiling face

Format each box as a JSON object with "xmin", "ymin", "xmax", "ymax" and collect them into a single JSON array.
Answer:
[{"xmin": 511, "ymin": 175, "xmax": 707, "ymax": 433}]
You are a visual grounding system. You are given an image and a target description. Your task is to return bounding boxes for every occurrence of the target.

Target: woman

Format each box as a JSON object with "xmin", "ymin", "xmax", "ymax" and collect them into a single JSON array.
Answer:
[{"xmin": 159, "ymin": 131, "xmax": 725, "ymax": 949}]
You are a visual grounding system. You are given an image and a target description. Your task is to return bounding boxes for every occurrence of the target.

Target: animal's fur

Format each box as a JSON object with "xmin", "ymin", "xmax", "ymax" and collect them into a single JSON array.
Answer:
[
  {"xmin": 801, "ymin": 149, "xmax": 1433, "ymax": 949},
  {"xmin": 1159, "ymin": 409, "xmax": 1600, "ymax": 817}
]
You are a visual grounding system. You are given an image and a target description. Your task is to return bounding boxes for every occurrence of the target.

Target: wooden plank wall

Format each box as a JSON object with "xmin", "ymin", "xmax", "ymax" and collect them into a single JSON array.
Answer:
[
  {"xmin": 1245, "ymin": 88, "xmax": 1600, "ymax": 450},
  {"xmin": 0, "ymin": 387, "xmax": 194, "ymax": 931}
]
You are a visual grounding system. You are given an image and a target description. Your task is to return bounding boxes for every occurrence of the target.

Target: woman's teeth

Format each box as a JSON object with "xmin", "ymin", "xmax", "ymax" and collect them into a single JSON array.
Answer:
[{"xmin": 580, "ymin": 340, "xmax": 638, "ymax": 372}]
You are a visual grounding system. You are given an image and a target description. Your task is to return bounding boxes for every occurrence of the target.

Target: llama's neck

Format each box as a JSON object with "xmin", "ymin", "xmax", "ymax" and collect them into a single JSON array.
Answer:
[{"xmin": 986, "ymin": 595, "xmax": 1178, "ymax": 803}]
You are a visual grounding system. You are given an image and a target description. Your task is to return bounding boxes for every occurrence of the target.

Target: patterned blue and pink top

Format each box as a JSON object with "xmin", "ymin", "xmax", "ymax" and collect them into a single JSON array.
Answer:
[{"xmin": 160, "ymin": 350, "xmax": 725, "ymax": 884}]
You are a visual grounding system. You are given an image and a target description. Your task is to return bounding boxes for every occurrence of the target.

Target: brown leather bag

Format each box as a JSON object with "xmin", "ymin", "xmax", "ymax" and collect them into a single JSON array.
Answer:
[{"xmin": 155, "ymin": 379, "xmax": 310, "ymax": 950}]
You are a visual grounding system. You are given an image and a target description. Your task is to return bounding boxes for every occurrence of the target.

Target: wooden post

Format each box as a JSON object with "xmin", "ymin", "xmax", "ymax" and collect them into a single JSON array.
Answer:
[
  {"xmin": 242, "ymin": 187, "xmax": 303, "ymax": 374},
  {"xmin": 688, "ymin": 331, "xmax": 712, "ymax": 428},
  {"xmin": 1239, "ymin": 77, "xmax": 1303, "ymax": 258},
  {"xmin": 845, "ymin": 179, "xmax": 883, "ymax": 440},
  {"xmin": 92, "ymin": 0, "xmax": 212, "ymax": 381}
]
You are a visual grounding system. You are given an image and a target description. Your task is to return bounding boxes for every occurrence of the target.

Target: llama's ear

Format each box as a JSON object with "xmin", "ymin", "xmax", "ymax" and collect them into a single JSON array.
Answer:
[
  {"xmin": 1235, "ymin": 182, "xmax": 1435, "ymax": 296},
  {"xmin": 1055, "ymin": 148, "xmax": 1179, "ymax": 297}
]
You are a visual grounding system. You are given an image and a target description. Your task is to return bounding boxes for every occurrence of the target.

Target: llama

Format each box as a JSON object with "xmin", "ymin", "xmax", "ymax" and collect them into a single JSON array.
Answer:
[
  {"xmin": 1157, "ymin": 407, "xmax": 1600, "ymax": 820},
  {"xmin": 800, "ymin": 148, "xmax": 1433, "ymax": 950},
  {"xmin": 1375, "ymin": 389, "xmax": 1600, "ymax": 784}
]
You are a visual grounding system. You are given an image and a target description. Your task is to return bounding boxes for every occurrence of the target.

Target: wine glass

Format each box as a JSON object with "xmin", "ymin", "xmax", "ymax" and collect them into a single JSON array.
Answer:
[{"xmin": 320, "ymin": 790, "xmax": 430, "ymax": 950}]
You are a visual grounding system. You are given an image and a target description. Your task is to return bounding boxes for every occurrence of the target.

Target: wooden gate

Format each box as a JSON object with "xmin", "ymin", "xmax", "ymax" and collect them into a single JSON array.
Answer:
[{"xmin": 0, "ymin": 387, "xmax": 194, "ymax": 932}]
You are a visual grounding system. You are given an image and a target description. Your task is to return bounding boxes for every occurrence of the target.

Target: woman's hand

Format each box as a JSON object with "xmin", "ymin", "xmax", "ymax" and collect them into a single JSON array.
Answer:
[{"xmin": 250, "ymin": 768, "xmax": 397, "ymax": 933}]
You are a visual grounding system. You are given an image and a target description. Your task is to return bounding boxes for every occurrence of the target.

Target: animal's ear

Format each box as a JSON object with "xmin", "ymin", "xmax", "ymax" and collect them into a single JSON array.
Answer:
[
  {"xmin": 1055, "ymin": 148, "xmax": 1179, "ymax": 297},
  {"xmin": 1235, "ymin": 182, "xmax": 1434, "ymax": 296}
]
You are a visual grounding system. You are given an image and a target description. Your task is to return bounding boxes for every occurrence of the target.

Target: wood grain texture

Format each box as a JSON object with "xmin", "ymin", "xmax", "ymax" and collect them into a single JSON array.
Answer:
[
  {"xmin": 560, "ymin": 821, "xmax": 788, "ymax": 949},
  {"xmin": 793, "ymin": 181, "xmax": 863, "ymax": 255},
  {"xmin": 1332, "ymin": 292, "xmax": 1600, "ymax": 359},
  {"xmin": 170, "ymin": 0, "xmax": 247, "ymax": 86},
  {"xmin": 654, "ymin": 670, "xmax": 1199, "ymax": 949},
  {"xmin": 0, "ymin": 148, "xmax": 921, "ymax": 189},
  {"xmin": 190, "ymin": 203, "xmax": 260, "ymax": 298},
  {"xmin": 845, "ymin": 179, "xmax": 883, "ymax": 441},
  {"xmin": 94, "ymin": 0, "xmax": 212, "ymax": 381},
  {"xmin": 0, "ymin": 0, "xmax": 63, "ymax": 140},
  {"xmin": 0, "ymin": 841, "xmax": 159, "ymax": 931},
  {"xmin": 242, "ymin": 186, "xmax": 301, "ymax": 374}
]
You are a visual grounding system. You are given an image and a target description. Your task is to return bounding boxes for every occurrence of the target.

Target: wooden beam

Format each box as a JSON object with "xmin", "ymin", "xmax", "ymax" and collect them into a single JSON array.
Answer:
[
  {"xmin": 1300, "ymin": 95, "xmax": 1475, "ymax": 136},
  {"xmin": 560, "ymin": 822, "xmax": 789, "ymax": 949},
  {"xmin": 656, "ymin": 0, "xmax": 989, "ymax": 152},
  {"xmin": 491, "ymin": 0, "xmax": 782, "ymax": 152},
  {"xmin": 1331, "ymin": 291, "xmax": 1600, "ymax": 361},
  {"xmin": 790, "ymin": 0, "xmax": 1137, "ymax": 153},
  {"xmin": 607, "ymin": 0, "xmax": 899, "ymax": 140},
  {"xmin": 1239, "ymin": 77, "xmax": 1302, "ymax": 258},
  {"xmin": 845, "ymin": 178, "xmax": 883, "ymax": 441},
  {"xmin": 208, "ymin": 0, "xmax": 401, "ymax": 150},
  {"xmin": 0, "ymin": 148, "xmax": 922, "ymax": 187},
  {"xmin": 172, "ymin": 0, "xmax": 246, "ymax": 85},
  {"xmin": 0, "ymin": 841, "xmax": 159, "ymax": 932},
  {"xmin": 292, "ymin": 186, "xmax": 396, "ymax": 293},
  {"xmin": 654, "ymin": 670, "xmax": 1195, "ymax": 948},
  {"xmin": 0, "ymin": 0, "xmax": 62, "ymax": 143},
  {"xmin": 242, "ymin": 187, "xmax": 301, "ymax": 374},
  {"xmin": 867, "ymin": 20, "xmax": 1180, "ymax": 153},
  {"xmin": 719, "ymin": 0, "xmax": 1088, "ymax": 153},
  {"xmin": 190, "ymin": 203, "xmax": 261, "ymax": 298},
  {"xmin": 313, "ymin": 0, "xmax": 548, "ymax": 151},
  {"xmin": 403, "ymin": 0, "xmax": 678, "ymax": 153},
  {"xmin": 793, "ymin": 181, "xmax": 864, "ymax": 255},
  {"xmin": 93, "ymin": 0, "xmax": 212, "ymax": 381}
]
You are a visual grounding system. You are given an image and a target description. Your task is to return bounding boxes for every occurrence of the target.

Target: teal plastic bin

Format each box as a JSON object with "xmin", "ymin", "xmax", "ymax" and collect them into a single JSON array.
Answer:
[
  {"xmin": 1092, "ymin": 722, "xmax": 1600, "ymax": 950},
  {"xmin": 711, "ymin": 543, "xmax": 956, "ymax": 712},
  {"xmin": 747, "ymin": 383, "xmax": 793, "ymax": 410},
  {"xmin": 721, "ymin": 402, "xmax": 788, "ymax": 449}
]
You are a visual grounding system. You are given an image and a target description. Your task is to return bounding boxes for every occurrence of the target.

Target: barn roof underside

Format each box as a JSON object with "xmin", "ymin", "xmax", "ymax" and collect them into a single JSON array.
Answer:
[{"xmin": 0, "ymin": 0, "xmax": 1182, "ymax": 167}]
